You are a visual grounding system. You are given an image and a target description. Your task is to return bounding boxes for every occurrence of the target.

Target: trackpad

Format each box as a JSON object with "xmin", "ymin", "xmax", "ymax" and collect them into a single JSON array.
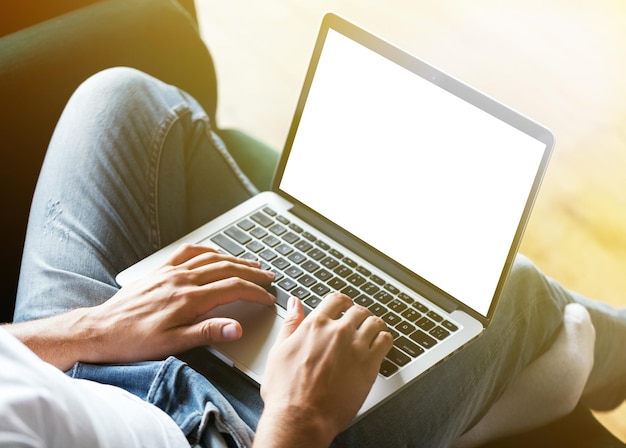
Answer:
[{"xmin": 206, "ymin": 302, "xmax": 283, "ymax": 383}]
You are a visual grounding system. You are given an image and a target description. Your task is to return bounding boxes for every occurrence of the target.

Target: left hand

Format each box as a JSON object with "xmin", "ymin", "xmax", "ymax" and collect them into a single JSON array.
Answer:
[{"xmin": 79, "ymin": 244, "xmax": 276, "ymax": 364}]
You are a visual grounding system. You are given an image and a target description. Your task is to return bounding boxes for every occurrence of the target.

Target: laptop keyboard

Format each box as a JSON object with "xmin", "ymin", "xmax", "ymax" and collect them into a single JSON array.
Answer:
[{"xmin": 207, "ymin": 205, "xmax": 460, "ymax": 377}]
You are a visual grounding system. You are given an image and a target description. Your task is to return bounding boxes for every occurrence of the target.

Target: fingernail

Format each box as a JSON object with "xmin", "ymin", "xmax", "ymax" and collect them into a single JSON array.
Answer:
[
  {"xmin": 287, "ymin": 296, "xmax": 296, "ymax": 312},
  {"xmin": 221, "ymin": 323, "xmax": 239, "ymax": 340}
]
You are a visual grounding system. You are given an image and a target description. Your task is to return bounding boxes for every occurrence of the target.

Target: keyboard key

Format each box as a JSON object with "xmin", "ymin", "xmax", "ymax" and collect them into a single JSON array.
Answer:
[
  {"xmin": 282, "ymin": 232, "xmax": 300, "ymax": 244},
  {"xmin": 289, "ymin": 223, "xmax": 303, "ymax": 233},
  {"xmin": 355, "ymin": 295, "xmax": 374, "ymax": 307},
  {"xmin": 379, "ymin": 359, "xmax": 399, "ymax": 377},
  {"xmin": 410, "ymin": 330, "xmax": 438, "ymax": 349},
  {"xmin": 314, "ymin": 269, "xmax": 333, "ymax": 281},
  {"xmin": 395, "ymin": 336, "xmax": 425, "ymax": 358},
  {"xmin": 259, "ymin": 249, "xmax": 277, "ymax": 261},
  {"xmin": 291, "ymin": 287, "xmax": 310, "ymax": 300},
  {"xmin": 263, "ymin": 235, "xmax": 281, "ymax": 247},
  {"xmin": 275, "ymin": 244, "xmax": 293, "ymax": 256},
  {"xmin": 340, "ymin": 285, "xmax": 360, "ymax": 299},
  {"xmin": 384, "ymin": 283, "xmax": 400, "ymax": 295},
  {"xmin": 308, "ymin": 248, "xmax": 326, "ymax": 261},
  {"xmin": 430, "ymin": 326, "xmax": 451, "ymax": 341},
  {"xmin": 262, "ymin": 207, "xmax": 277, "ymax": 216},
  {"xmin": 398, "ymin": 292, "xmax": 415, "ymax": 305},
  {"xmin": 427, "ymin": 310, "xmax": 443, "ymax": 322},
  {"xmin": 316, "ymin": 240, "xmax": 330, "ymax": 250},
  {"xmin": 417, "ymin": 316, "xmax": 436, "ymax": 331},
  {"xmin": 356, "ymin": 266, "xmax": 371, "ymax": 277},
  {"xmin": 288, "ymin": 252, "xmax": 306, "ymax": 264},
  {"xmin": 237, "ymin": 219, "xmax": 255, "ymax": 231},
  {"xmin": 278, "ymin": 278, "xmax": 297, "ymax": 291},
  {"xmin": 301, "ymin": 260, "xmax": 319, "ymax": 273},
  {"xmin": 305, "ymin": 295, "xmax": 322, "ymax": 309},
  {"xmin": 388, "ymin": 299, "xmax": 407, "ymax": 313},
  {"xmin": 210, "ymin": 234, "xmax": 244, "ymax": 256},
  {"xmin": 442, "ymin": 320, "xmax": 459, "ymax": 332},
  {"xmin": 267, "ymin": 285, "xmax": 289, "ymax": 310},
  {"xmin": 225, "ymin": 226, "xmax": 251, "ymax": 244},
  {"xmin": 271, "ymin": 257, "xmax": 290, "ymax": 270},
  {"xmin": 333, "ymin": 265, "xmax": 352, "ymax": 278},
  {"xmin": 396, "ymin": 321, "xmax": 416, "ymax": 336},
  {"xmin": 368, "ymin": 303, "xmax": 387, "ymax": 316},
  {"xmin": 346, "ymin": 273, "xmax": 366, "ymax": 286},
  {"xmin": 401, "ymin": 308, "xmax": 421, "ymax": 322},
  {"xmin": 329, "ymin": 249, "xmax": 343, "ymax": 259},
  {"xmin": 327, "ymin": 278, "xmax": 347, "ymax": 290},
  {"xmin": 295, "ymin": 240, "xmax": 313, "ymax": 252},
  {"xmin": 374, "ymin": 291, "xmax": 393, "ymax": 304},
  {"xmin": 370, "ymin": 275, "xmax": 385, "ymax": 286},
  {"xmin": 251, "ymin": 212, "xmax": 273, "ymax": 227},
  {"xmin": 413, "ymin": 302, "xmax": 429, "ymax": 313},
  {"xmin": 382, "ymin": 312, "xmax": 401, "ymax": 326},
  {"xmin": 343, "ymin": 257, "xmax": 357, "ymax": 268},
  {"xmin": 387, "ymin": 347, "xmax": 411, "ymax": 367},
  {"xmin": 299, "ymin": 274, "xmax": 317, "ymax": 287},
  {"xmin": 276, "ymin": 215, "xmax": 290, "ymax": 225},
  {"xmin": 250, "ymin": 227, "xmax": 268, "ymax": 239},
  {"xmin": 311, "ymin": 283, "xmax": 330, "ymax": 296},
  {"xmin": 321, "ymin": 257, "xmax": 339, "ymax": 269},
  {"xmin": 302, "ymin": 231, "xmax": 316, "ymax": 242},
  {"xmin": 269, "ymin": 223, "xmax": 287, "ymax": 236},
  {"xmin": 361, "ymin": 282, "xmax": 380, "ymax": 295},
  {"xmin": 246, "ymin": 241, "xmax": 264, "ymax": 253},
  {"xmin": 285, "ymin": 266, "xmax": 303, "ymax": 278}
]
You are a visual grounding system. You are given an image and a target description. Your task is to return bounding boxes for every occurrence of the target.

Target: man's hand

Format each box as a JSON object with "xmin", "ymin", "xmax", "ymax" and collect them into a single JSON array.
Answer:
[
  {"xmin": 254, "ymin": 293, "xmax": 393, "ymax": 448},
  {"xmin": 5, "ymin": 244, "xmax": 276, "ymax": 370}
]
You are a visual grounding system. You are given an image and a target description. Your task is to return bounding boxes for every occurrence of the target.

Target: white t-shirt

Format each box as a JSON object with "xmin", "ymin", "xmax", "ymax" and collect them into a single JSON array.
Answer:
[{"xmin": 0, "ymin": 327, "xmax": 188, "ymax": 447}]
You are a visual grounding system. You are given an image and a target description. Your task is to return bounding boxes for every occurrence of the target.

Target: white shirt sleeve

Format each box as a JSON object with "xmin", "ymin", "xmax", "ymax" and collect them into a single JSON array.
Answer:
[{"xmin": 0, "ymin": 327, "xmax": 188, "ymax": 448}]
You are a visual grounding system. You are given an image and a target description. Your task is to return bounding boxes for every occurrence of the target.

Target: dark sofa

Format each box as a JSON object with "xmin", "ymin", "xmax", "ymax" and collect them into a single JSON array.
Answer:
[{"xmin": 0, "ymin": 0, "xmax": 622, "ymax": 446}]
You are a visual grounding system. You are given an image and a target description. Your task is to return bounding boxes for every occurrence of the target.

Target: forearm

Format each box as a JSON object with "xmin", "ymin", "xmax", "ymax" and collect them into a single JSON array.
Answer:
[{"xmin": 2, "ymin": 307, "xmax": 101, "ymax": 371}]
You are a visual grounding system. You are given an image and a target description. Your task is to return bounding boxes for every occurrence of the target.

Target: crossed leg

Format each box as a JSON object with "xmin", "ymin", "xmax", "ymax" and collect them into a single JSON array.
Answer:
[{"xmin": 452, "ymin": 303, "xmax": 596, "ymax": 448}]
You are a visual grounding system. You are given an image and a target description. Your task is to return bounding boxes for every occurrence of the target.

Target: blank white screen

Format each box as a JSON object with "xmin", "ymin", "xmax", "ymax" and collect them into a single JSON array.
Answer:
[{"xmin": 279, "ymin": 30, "xmax": 546, "ymax": 316}]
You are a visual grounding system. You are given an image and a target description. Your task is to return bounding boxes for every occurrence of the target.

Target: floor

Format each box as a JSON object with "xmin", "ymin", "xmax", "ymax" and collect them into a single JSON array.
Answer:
[{"xmin": 194, "ymin": 0, "xmax": 626, "ymax": 441}]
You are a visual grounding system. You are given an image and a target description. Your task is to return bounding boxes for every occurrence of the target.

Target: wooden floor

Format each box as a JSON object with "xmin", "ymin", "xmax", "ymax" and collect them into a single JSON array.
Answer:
[{"xmin": 195, "ymin": 0, "xmax": 626, "ymax": 441}]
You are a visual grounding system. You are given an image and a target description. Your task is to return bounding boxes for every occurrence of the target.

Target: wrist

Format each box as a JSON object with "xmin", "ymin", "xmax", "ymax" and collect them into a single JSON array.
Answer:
[
  {"xmin": 3, "ymin": 306, "xmax": 106, "ymax": 371},
  {"xmin": 254, "ymin": 404, "xmax": 336, "ymax": 448}
]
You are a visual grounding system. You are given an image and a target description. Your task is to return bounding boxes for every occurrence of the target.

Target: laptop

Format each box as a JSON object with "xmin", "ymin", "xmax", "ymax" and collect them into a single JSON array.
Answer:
[{"xmin": 117, "ymin": 12, "xmax": 554, "ymax": 420}]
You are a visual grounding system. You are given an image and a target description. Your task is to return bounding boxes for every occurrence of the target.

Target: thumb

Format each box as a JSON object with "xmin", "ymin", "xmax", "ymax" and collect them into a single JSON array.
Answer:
[
  {"xmin": 275, "ymin": 296, "xmax": 305, "ymax": 344},
  {"xmin": 187, "ymin": 318, "xmax": 243, "ymax": 346}
]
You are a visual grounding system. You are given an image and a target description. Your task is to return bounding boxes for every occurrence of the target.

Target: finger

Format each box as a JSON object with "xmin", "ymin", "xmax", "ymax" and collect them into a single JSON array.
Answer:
[
  {"xmin": 341, "ymin": 304, "xmax": 374, "ymax": 328},
  {"xmin": 179, "ymin": 317, "xmax": 244, "ymax": 348},
  {"xmin": 275, "ymin": 297, "xmax": 305, "ymax": 345},
  {"xmin": 370, "ymin": 328, "xmax": 394, "ymax": 359},
  {"xmin": 191, "ymin": 260, "xmax": 274, "ymax": 286},
  {"xmin": 166, "ymin": 244, "xmax": 219, "ymax": 266},
  {"xmin": 314, "ymin": 292, "xmax": 354, "ymax": 319},
  {"xmin": 184, "ymin": 250, "xmax": 261, "ymax": 271},
  {"xmin": 195, "ymin": 277, "xmax": 277, "ymax": 309},
  {"xmin": 358, "ymin": 315, "xmax": 392, "ymax": 348}
]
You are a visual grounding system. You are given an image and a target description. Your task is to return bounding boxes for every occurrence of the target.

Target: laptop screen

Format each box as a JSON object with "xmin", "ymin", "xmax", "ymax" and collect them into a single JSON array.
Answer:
[{"xmin": 278, "ymin": 25, "xmax": 549, "ymax": 318}]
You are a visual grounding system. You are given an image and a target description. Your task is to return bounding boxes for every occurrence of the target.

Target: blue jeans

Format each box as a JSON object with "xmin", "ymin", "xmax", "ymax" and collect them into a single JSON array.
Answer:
[{"xmin": 14, "ymin": 67, "xmax": 626, "ymax": 447}]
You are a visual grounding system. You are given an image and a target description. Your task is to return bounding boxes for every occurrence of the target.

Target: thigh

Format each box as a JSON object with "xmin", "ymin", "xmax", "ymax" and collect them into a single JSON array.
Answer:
[{"xmin": 14, "ymin": 67, "xmax": 256, "ymax": 322}]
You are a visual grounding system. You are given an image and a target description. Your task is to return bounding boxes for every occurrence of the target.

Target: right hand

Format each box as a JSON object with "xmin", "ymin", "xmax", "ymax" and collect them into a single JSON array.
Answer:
[{"xmin": 255, "ymin": 293, "xmax": 393, "ymax": 447}]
